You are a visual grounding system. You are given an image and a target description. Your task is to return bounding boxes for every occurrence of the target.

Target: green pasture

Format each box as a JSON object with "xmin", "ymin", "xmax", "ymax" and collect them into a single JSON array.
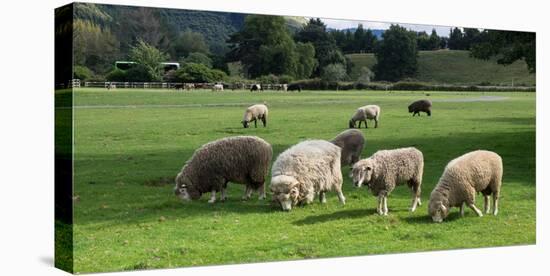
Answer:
[{"xmin": 68, "ymin": 88, "xmax": 535, "ymax": 273}]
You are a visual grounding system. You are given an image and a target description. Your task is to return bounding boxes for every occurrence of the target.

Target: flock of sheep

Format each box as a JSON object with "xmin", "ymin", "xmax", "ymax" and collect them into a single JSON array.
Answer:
[{"xmin": 174, "ymin": 99, "xmax": 503, "ymax": 223}]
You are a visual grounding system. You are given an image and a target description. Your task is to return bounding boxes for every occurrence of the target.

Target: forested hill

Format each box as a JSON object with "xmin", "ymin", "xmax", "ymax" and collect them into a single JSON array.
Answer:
[{"xmin": 74, "ymin": 3, "xmax": 308, "ymax": 57}]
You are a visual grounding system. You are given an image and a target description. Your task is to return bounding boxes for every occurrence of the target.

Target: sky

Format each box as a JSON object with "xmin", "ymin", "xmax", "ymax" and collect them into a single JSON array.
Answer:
[{"xmin": 319, "ymin": 18, "xmax": 455, "ymax": 37}]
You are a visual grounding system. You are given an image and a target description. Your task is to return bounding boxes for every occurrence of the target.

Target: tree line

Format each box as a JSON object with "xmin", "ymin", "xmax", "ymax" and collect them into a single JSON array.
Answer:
[{"xmin": 72, "ymin": 3, "xmax": 535, "ymax": 85}]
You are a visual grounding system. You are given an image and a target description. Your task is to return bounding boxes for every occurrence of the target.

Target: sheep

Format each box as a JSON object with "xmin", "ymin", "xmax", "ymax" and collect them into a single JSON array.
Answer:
[
  {"xmin": 174, "ymin": 84, "xmax": 184, "ymax": 90},
  {"xmin": 270, "ymin": 140, "xmax": 345, "ymax": 211},
  {"xmin": 287, "ymin": 83, "xmax": 302, "ymax": 92},
  {"xmin": 349, "ymin": 105, "xmax": 380, "ymax": 128},
  {"xmin": 242, "ymin": 104, "xmax": 268, "ymax": 128},
  {"xmin": 408, "ymin": 99, "xmax": 432, "ymax": 116},
  {"xmin": 212, "ymin": 83, "xmax": 224, "ymax": 91},
  {"xmin": 428, "ymin": 150, "xmax": 503, "ymax": 223},
  {"xmin": 250, "ymin": 84, "xmax": 262, "ymax": 92},
  {"xmin": 351, "ymin": 147, "xmax": 424, "ymax": 215},
  {"xmin": 330, "ymin": 129, "xmax": 365, "ymax": 166},
  {"xmin": 174, "ymin": 136, "xmax": 273, "ymax": 203},
  {"xmin": 185, "ymin": 83, "xmax": 195, "ymax": 90},
  {"xmin": 282, "ymin": 84, "xmax": 288, "ymax": 92}
]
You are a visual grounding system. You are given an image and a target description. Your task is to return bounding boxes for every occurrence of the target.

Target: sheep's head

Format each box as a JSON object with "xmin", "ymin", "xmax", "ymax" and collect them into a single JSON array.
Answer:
[
  {"xmin": 174, "ymin": 171, "xmax": 201, "ymax": 201},
  {"xmin": 408, "ymin": 105, "xmax": 413, "ymax": 113},
  {"xmin": 270, "ymin": 175, "xmax": 301, "ymax": 211},
  {"xmin": 241, "ymin": 120, "xmax": 250, "ymax": 128},
  {"xmin": 351, "ymin": 159, "xmax": 374, "ymax": 188},
  {"xmin": 428, "ymin": 199, "xmax": 449, "ymax": 223},
  {"xmin": 348, "ymin": 119, "xmax": 355, "ymax": 128}
]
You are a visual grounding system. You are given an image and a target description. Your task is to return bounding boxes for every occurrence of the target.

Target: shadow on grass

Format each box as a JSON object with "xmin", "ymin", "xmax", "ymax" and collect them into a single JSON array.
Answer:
[
  {"xmin": 402, "ymin": 211, "xmax": 465, "ymax": 224},
  {"xmin": 482, "ymin": 117, "xmax": 535, "ymax": 126},
  {"xmin": 292, "ymin": 208, "xmax": 376, "ymax": 225}
]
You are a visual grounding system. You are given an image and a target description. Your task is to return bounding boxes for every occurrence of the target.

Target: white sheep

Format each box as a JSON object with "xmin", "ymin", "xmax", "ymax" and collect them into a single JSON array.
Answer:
[
  {"xmin": 212, "ymin": 84, "xmax": 224, "ymax": 91},
  {"xmin": 242, "ymin": 104, "xmax": 268, "ymax": 128},
  {"xmin": 428, "ymin": 150, "xmax": 503, "ymax": 222},
  {"xmin": 351, "ymin": 147, "xmax": 423, "ymax": 215},
  {"xmin": 349, "ymin": 105, "xmax": 380, "ymax": 128},
  {"xmin": 270, "ymin": 140, "xmax": 345, "ymax": 211}
]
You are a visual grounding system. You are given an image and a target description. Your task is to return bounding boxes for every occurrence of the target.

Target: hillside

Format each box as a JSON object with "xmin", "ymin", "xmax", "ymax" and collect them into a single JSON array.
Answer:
[{"xmin": 347, "ymin": 50, "xmax": 536, "ymax": 86}]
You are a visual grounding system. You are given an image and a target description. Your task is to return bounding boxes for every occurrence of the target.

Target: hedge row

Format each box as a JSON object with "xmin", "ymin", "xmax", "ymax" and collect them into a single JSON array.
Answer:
[{"xmin": 288, "ymin": 79, "xmax": 536, "ymax": 92}]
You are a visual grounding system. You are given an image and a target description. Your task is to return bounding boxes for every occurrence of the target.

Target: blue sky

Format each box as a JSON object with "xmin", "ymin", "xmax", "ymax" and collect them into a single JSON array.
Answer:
[{"xmin": 319, "ymin": 18, "xmax": 455, "ymax": 37}]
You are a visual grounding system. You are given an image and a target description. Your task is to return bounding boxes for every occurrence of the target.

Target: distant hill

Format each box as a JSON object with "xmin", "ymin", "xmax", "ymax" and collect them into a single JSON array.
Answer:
[{"xmin": 347, "ymin": 50, "xmax": 535, "ymax": 86}]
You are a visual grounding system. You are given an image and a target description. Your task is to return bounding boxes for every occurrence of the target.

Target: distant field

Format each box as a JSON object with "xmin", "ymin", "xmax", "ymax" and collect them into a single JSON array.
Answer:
[
  {"xmin": 347, "ymin": 50, "xmax": 536, "ymax": 86},
  {"xmin": 69, "ymin": 88, "xmax": 535, "ymax": 273}
]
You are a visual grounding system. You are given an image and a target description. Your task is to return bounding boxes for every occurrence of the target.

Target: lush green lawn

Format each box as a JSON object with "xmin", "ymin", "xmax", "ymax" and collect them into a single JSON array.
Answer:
[
  {"xmin": 71, "ymin": 88, "xmax": 535, "ymax": 273},
  {"xmin": 346, "ymin": 50, "xmax": 535, "ymax": 86}
]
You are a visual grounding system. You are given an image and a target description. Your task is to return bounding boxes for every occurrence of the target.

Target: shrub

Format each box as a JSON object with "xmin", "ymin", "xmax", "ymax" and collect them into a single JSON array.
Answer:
[
  {"xmin": 181, "ymin": 52, "xmax": 212, "ymax": 68},
  {"xmin": 105, "ymin": 69, "xmax": 127, "ymax": 82},
  {"xmin": 74, "ymin": 66, "xmax": 93, "ymax": 81},
  {"xmin": 175, "ymin": 63, "xmax": 227, "ymax": 83},
  {"xmin": 125, "ymin": 64, "xmax": 154, "ymax": 82}
]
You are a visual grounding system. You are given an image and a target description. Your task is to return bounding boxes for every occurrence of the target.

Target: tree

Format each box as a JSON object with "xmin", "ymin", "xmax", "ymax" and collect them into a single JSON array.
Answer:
[
  {"xmin": 373, "ymin": 24, "xmax": 418, "ymax": 81},
  {"xmin": 73, "ymin": 66, "xmax": 93, "ymax": 81},
  {"xmin": 295, "ymin": 42, "xmax": 317, "ymax": 79},
  {"xmin": 174, "ymin": 30, "xmax": 210, "ymax": 58},
  {"xmin": 356, "ymin": 66, "xmax": 375, "ymax": 84},
  {"xmin": 470, "ymin": 30, "xmax": 535, "ymax": 72},
  {"xmin": 73, "ymin": 19, "xmax": 119, "ymax": 75},
  {"xmin": 226, "ymin": 15, "xmax": 299, "ymax": 78},
  {"xmin": 428, "ymin": 29, "xmax": 441, "ymax": 50},
  {"xmin": 181, "ymin": 52, "xmax": 212, "ymax": 68},
  {"xmin": 448, "ymin": 27, "xmax": 465, "ymax": 50},
  {"xmin": 295, "ymin": 18, "xmax": 347, "ymax": 76},
  {"xmin": 321, "ymin": 63, "xmax": 347, "ymax": 90},
  {"xmin": 128, "ymin": 39, "xmax": 169, "ymax": 81}
]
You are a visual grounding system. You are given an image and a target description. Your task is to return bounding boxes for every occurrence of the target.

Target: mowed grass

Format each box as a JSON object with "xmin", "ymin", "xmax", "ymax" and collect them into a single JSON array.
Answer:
[
  {"xmin": 346, "ymin": 50, "xmax": 536, "ymax": 86},
  {"xmin": 71, "ymin": 88, "xmax": 535, "ymax": 273}
]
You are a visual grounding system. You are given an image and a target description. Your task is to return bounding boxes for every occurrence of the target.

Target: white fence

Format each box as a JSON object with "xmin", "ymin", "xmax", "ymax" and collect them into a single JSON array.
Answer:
[{"xmin": 81, "ymin": 81, "xmax": 289, "ymax": 91}]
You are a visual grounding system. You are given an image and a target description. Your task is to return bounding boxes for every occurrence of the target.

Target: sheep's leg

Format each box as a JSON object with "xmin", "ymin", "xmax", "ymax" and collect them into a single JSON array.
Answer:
[
  {"xmin": 208, "ymin": 190, "xmax": 217, "ymax": 204},
  {"xmin": 242, "ymin": 186, "xmax": 253, "ymax": 200},
  {"xmin": 336, "ymin": 187, "xmax": 346, "ymax": 205},
  {"xmin": 467, "ymin": 203, "xmax": 483, "ymax": 217},
  {"xmin": 492, "ymin": 193, "xmax": 499, "ymax": 216},
  {"xmin": 364, "ymin": 120, "xmax": 368, "ymax": 128},
  {"xmin": 484, "ymin": 195, "xmax": 491, "ymax": 214},
  {"xmin": 410, "ymin": 183, "xmax": 421, "ymax": 212},
  {"xmin": 374, "ymin": 118, "xmax": 378, "ymax": 128},
  {"xmin": 257, "ymin": 182, "xmax": 266, "ymax": 200},
  {"xmin": 382, "ymin": 196, "xmax": 388, "ymax": 215},
  {"xmin": 319, "ymin": 192, "xmax": 327, "ymax": 204},
  {"xmin": 460, "ymin": 202, "xmax": 465, "ymax": 216},
  {"xmin": 254, "ymin": 119, "xmax": 257, "ymax": 128},
  {"xmin": 261, "ymin": 117, "xmax": 267, "ymax": 127},
  {"xmin": 376, "ymin": 195, "xmax": 383, "ymax": 215},
  {"xmin": 220, "ymin": 187, "xmax": 227, "ymax": 202},
  {"xmin": 357, "ymin": 121, "xmax": 362, "ymax": 128}
]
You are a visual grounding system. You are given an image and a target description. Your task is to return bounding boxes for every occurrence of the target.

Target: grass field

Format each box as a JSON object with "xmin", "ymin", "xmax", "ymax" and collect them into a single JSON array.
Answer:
[
  {"xmin": 346, "ymin": 50, "xmax": 536, "ymax": 86},
  {"xmin": 69, "ymin": 88, "xmax": 535, "ymax": 273}
]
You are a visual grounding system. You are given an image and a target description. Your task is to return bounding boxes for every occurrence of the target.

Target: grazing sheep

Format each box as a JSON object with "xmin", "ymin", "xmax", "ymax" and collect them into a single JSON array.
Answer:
[
  {"xmin": 270, "ymin": 140, "xmax": 345, "ymax": 211},
  {"xmin": 185, "ymin": 83, "xmax": 195, "ymax": 90},
  {"xmin": 242, "ymin": 104, "xmax": 268, "ymax": 128},
  {"xmin": 330, "ymin": 129, "xmax": 366, "ymax": 166},
  {"xmin": 107, "ymin": 83, "xmax": 116, "ymax": 90},
  {"xmin": 174, "ymin": 136, "xmax": 273, "ymax": 203},
  {"xmin": 287, "ymin": 83, "xmax": 302, "ymax": 92},
  {"xmin": 408, "ymin": 99, "xmax": 432, "ymax": 116},
  {"xmin": 212, "ymin": 83, "xmax": 224, "ymax": 91},
  {"xmin": 351, "ymin": 147, "xmax": 424, "ymax": 215},
  {"xmin": 349, "ymin": 105, "xmax": 381, "ymax": 128},
  {"xmin": 428, "ymin": 150, "xmax": 503, "ymax": 223},
  {"xmin": 174, "ymin": 84, "xmax": 184, "ymax": 90},
  {"xmin": 250, "ymin": 84, "xmax": 262, "ymax": 92}
]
